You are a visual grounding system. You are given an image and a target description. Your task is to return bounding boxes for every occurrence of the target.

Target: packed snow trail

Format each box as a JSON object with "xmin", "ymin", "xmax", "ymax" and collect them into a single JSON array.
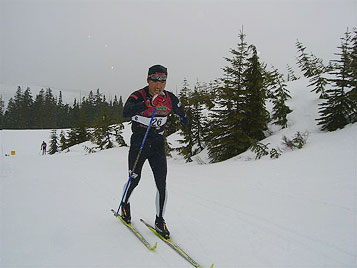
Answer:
[{"xmin": 1, "ymin": 124, "xmax": 356, "ymax": 267}]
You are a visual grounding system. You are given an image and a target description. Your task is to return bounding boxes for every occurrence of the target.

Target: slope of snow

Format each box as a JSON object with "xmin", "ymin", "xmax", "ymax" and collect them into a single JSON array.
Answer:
[{"xmin": 1, "ymin": 78, "xmax": 356, "ymax": 267}]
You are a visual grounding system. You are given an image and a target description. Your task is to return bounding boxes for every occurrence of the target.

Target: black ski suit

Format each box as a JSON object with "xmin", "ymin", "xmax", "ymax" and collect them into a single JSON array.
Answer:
[{"xmin": 122, "ymin": 86, "xmax": 187, "ymax": 218}]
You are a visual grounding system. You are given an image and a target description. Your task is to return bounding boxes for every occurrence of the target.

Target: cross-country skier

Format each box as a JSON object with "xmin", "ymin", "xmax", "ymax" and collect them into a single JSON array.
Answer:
[
  {"xmin": 41, "ymin": 141, "xmax": 47, "ymax": 155},
  {"xmin": 120, "ymin": 64, "xmax": 189, "ymax": 239}
]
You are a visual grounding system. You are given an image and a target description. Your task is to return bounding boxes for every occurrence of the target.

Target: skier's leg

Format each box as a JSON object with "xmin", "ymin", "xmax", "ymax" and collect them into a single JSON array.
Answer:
[
  {"xmin": 148, "ymin": 147, "xmax": 167, "ymax": 218},
  {"xmin": 123, "ymin": 144, "xmax": 147, "ymax": 204}
]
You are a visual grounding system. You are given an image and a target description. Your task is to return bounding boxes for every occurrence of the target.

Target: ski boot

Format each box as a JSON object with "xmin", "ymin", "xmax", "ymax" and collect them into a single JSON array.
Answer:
[
  {"xmin": 155, "ymin": 215, "xmax": 170, "ymax": 239},
  {"xmin": 121, "ymin": 203, "xmax": 131, "ymax": 224}
]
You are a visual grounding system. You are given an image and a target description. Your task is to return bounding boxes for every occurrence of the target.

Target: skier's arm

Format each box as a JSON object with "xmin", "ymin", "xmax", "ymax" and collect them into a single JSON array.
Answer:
[
  {"xmin": 123, "ymin": 92, "xmax": 148, "ymax": 118},
  {"xmin": 169, "ymin": 92, "xmax": 189, "ymax": 128}
]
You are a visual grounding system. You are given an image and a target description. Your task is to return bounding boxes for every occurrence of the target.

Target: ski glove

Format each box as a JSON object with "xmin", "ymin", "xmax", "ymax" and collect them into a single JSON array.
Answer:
[
  {"xmin": 145, "ymin": 94, "xmax": 165, "ymax": 107},
  {"xmin": 180, "ymin": 116, "xmax": 189, "ymax": 128}
]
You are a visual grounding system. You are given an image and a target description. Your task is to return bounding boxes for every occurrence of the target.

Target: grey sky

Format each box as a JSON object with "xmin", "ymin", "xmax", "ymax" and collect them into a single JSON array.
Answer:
[{"xmin": 1, "ymin": 0, "xmax": 356, "ymax": 102}]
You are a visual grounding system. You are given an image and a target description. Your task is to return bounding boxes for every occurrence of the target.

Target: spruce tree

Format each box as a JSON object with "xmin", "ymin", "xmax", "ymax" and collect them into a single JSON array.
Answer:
[
  {"xmin": 57, "ymin": 91, "xmax": 68, "ymax": 128},
  {"xmin": 307, "ymin": 55, "xmax": 331, "ymax": 98},
  {"xmin": 91, "ymin": 108, "xmax": 114, "ymax": 150},
  {"xmin": 296, "ymin": 40, "xmax": 330, "ymax": 98},
  {"xmin": 350, "ymin": 28, "xmax": 357, "ymax": 91},
  {"xmin": 113, "ymin": 123, "xmax": 127, "ymax": 147},
  {"xmin": 296, "ymin": 40, "xmax": 315, "ymax": 78},
  {"xmin": 13, "ymin": 86, "xmax": 23, "ymax": 128},
  {"xmin": 43, "ymin": 88, "xmax": 58, "ymax": 128},
  {"xmin": 0, "ymin": 96, "xmax": 4, "ymax": 129},
  {"xmin": 59, "ymin": 130, "xmax": 69, "ymax": 152},
  {"xmin": 348, "ymin": 28, "xmax": 357, "ymax": 122},
  {"xmin": 287, "ymin": 65, "xmax": 299, "ymax": 81},
  {"xmin": 48, "ymin": 129, "xmax": 59, "ymax": 154},
  {"xmin": 206, "ymin": 29, "xmax": 251, "ymax": 162},
  {"xmin": 112, "ymin": 95, "xmax": 124, "ymax": 124},
  {"xmin": 22, "ymin": 87, "xmax": 34, "ymax": 128},
  {"xmin": 243, "ymin": 45, "xmax": 268, "ymax": 141},
  {"xmin": 318, "ymin": 29, "xmax": 356, "ymax": 131},
  {"xmin": 33, "ymin": 89, "xmax": 46, "ymax": 128},
  {"xmin": 190, "ymin": 80, "xmax": 206, "ymax": 154},
  {"xmin": 176, "ymin": 79, "xmax": 195, "ymax": 162},
  {"xmin": 67, "ymin": 108, "xmax": 89, "ymax": 147},
  {"xmin": 269, "ymin": 68, "xmax": 292, "ymax": 128}
]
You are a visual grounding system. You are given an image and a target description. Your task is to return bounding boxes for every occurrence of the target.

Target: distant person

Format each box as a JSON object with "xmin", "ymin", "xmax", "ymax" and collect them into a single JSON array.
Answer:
[{"xmin": 41, "ymin": 141, "xmax": 47, "ymax": 155}]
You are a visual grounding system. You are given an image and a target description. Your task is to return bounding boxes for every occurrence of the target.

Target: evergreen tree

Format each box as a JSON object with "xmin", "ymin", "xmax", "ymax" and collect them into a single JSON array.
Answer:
[
  {"xmin": 1, "ymin": 86, "xmax": 124, "ymax": 130},
  {"xmin": 44, "ymin": 88, "xmax": 58, "ymax": 128},
  {"xmin": 48, "ymin": 129, "xmax": 59, "ymax": 154},
  {"xmin": 3, "ymin": 97, "xmax": 15, "ymax": 128},
  {"xmin": 190, "ymin": 80, "xmax": 207, "ymax": 154},
  {"xmin": 67, "ymin": 108, "xmax": 89, "ymax": 147},
  {"xmin": 243, "ymin": 45, "xmax": 268, "ymax": 141},
  {"xmin": 3, "ymin": 87, "xmax": 23, "ymax": 128},
  {"xmin": 176, "ymin": 79, "xmax": 195, "ymax": 162},
  {"xmin": 206, "ymin": 29, "xmax": 251, "ymax": 162},
  {"xmin": 296, "ymin": 40, "xmax": 331, "ymax": 98},
  {"xmin": 287, "ymin": 65, "xmax": 299, "ymax": 81},
  {"xmin": 0, "ymin": 95, "xmax": 4, "ymax": 129},
  {"xmin": 350, "ymin": 28, "xmax": 357, "ymax": 91},
  {"xmin": 32, "ymin": 89, "xmax": 46, "ymax": 128},
  {"xmin": 69, "ymin": 98, "xmax": 80, "ymax": 129},
  {"xmin": 91, "ymin": 108, "xmax": 114, "ymax": 150},
  {"xmin": 22, "ymin": 87, "xmax": 34, "ymax": 128},
  {"xmin": 307, "ymin": 55, "xmax": 331, "ymax": 98},
  {"xmin": 112, "ymin": 95, "xmax": 124, "ymax": 123},
  {"xmin": 269, "ymin": 68, "xmax": 292, "ymax": 128},
  {"xmin": 57, "ymin": 91, "xmax": 69, "ymax": 128},
  {"xmin": 348, "ymin": 28, "xmax": 357, "ymax": 122},
  {"xmin": 59, "ymin": 130, "xmax": 69, "ymax": 152},
  {"xmin": 296, "ymin": 40, "xmax": 315, "ymax": 78},
  {"xmin": 13, "ymin": 86, "xmax": 24, "ymax": 128},
  {"xmin": 318, "ymin": 29, "xmax": 356, "ymax": 131},
  {"xmin": 113, "ymin": 123, "xmax": 127, "ymax": 147}
]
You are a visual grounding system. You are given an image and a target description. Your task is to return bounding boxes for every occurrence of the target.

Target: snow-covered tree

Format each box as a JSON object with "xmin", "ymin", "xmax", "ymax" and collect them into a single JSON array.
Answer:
[
  {"xmin": 59, "ymin": 130, "xmax": 69, "ymax": 152},
  {"xmin": 91, "ymin": 110, "xmax": 115, "ymax": 150},
  {"xmin": 206, "ymin": 29, "xmax": 252, "ymax": 162},
  {"xmin": 243, "ymin": 45, "xmax": 268, "ymax": 141},
  {"xmin": 176, "ymin": 79, "xmax": 195, "ymax": 162},
  {"xmin": 48, "ymin": 129, "xmax": 59, "ymax": 155},
  {"xmin": 269, "ymin": 68, "xmax": 292, "ymax": 128},
  {"xmin": 318, "ymin": 29, "xmax": 356, "ymax": 131}
]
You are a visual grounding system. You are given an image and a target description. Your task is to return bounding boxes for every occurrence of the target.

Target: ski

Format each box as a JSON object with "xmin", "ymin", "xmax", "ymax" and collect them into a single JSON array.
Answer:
[
  {"xmin": 111, "ymin": 209, "xmax": 157, "ymax": 251},
  {"xmin": 140, "ymin": 218, "xmax": 213, "ymax": 268}
]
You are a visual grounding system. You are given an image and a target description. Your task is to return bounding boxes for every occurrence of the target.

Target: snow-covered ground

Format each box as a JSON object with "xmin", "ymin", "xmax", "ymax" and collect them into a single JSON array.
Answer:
[{"xmin": 1, "ymin": 79, "xmax": 356, "ymax": 267}]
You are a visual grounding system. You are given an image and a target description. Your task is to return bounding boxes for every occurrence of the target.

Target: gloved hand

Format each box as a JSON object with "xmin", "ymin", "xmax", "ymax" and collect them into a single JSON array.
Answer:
[
  {"xmin": 180, "ymin": 116, "xmax": 189, "ymax": 128},
  {"xmin": 146, "ymin": 94, "xmax": 165, "ymax": 107},
  {"xmin": 152, "ymin": 94, "xmax": 165, "ymax": 106}
]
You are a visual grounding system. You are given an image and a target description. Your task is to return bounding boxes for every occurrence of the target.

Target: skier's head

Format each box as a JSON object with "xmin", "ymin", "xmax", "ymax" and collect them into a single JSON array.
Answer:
[
  {"xmin": 147, "ymin": 64, "xmax": 167, "ymax": 96},
  {"xmin": 148, "ymin": 65, "xmax": 167, "ymax": 82}
]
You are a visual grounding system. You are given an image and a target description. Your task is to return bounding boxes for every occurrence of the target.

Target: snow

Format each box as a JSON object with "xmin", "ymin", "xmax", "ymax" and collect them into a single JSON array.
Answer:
[{"xmin": 1, "ymin": 78, "xmax": 356, "ymax": 267}]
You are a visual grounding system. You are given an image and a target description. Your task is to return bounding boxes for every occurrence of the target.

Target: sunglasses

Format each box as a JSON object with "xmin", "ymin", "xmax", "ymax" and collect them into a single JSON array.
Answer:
[{"xmin": 148, "ymin": 73, "xmax": 167, "ymax": 81}]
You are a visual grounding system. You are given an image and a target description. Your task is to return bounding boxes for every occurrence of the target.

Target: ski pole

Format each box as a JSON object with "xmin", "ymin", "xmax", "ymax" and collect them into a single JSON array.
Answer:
[{"xmin": 116, "ymin": 107, "xmax": 157, "ymax": 215}]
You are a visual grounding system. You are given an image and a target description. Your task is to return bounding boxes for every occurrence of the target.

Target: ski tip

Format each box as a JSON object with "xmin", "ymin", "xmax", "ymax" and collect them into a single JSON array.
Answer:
[
  {"xmin": 152, "ymin": 242, "xmax": 158, "ymax": 250},
  {"xmin": 210, "ymin": 264, "xmax": 214, "ymax": 268}
]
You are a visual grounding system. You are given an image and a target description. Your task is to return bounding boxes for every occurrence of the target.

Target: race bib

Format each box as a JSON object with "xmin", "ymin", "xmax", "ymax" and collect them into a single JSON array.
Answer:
[{"xmin": 132, "ymin": 115, "xmax": 167, "ymax": 128}]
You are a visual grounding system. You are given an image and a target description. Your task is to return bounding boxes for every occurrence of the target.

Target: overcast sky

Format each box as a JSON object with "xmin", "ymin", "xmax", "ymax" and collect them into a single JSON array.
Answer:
[{"xmin": 1, "ymin": 0, "xmax": 356, "ymax": 101}]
